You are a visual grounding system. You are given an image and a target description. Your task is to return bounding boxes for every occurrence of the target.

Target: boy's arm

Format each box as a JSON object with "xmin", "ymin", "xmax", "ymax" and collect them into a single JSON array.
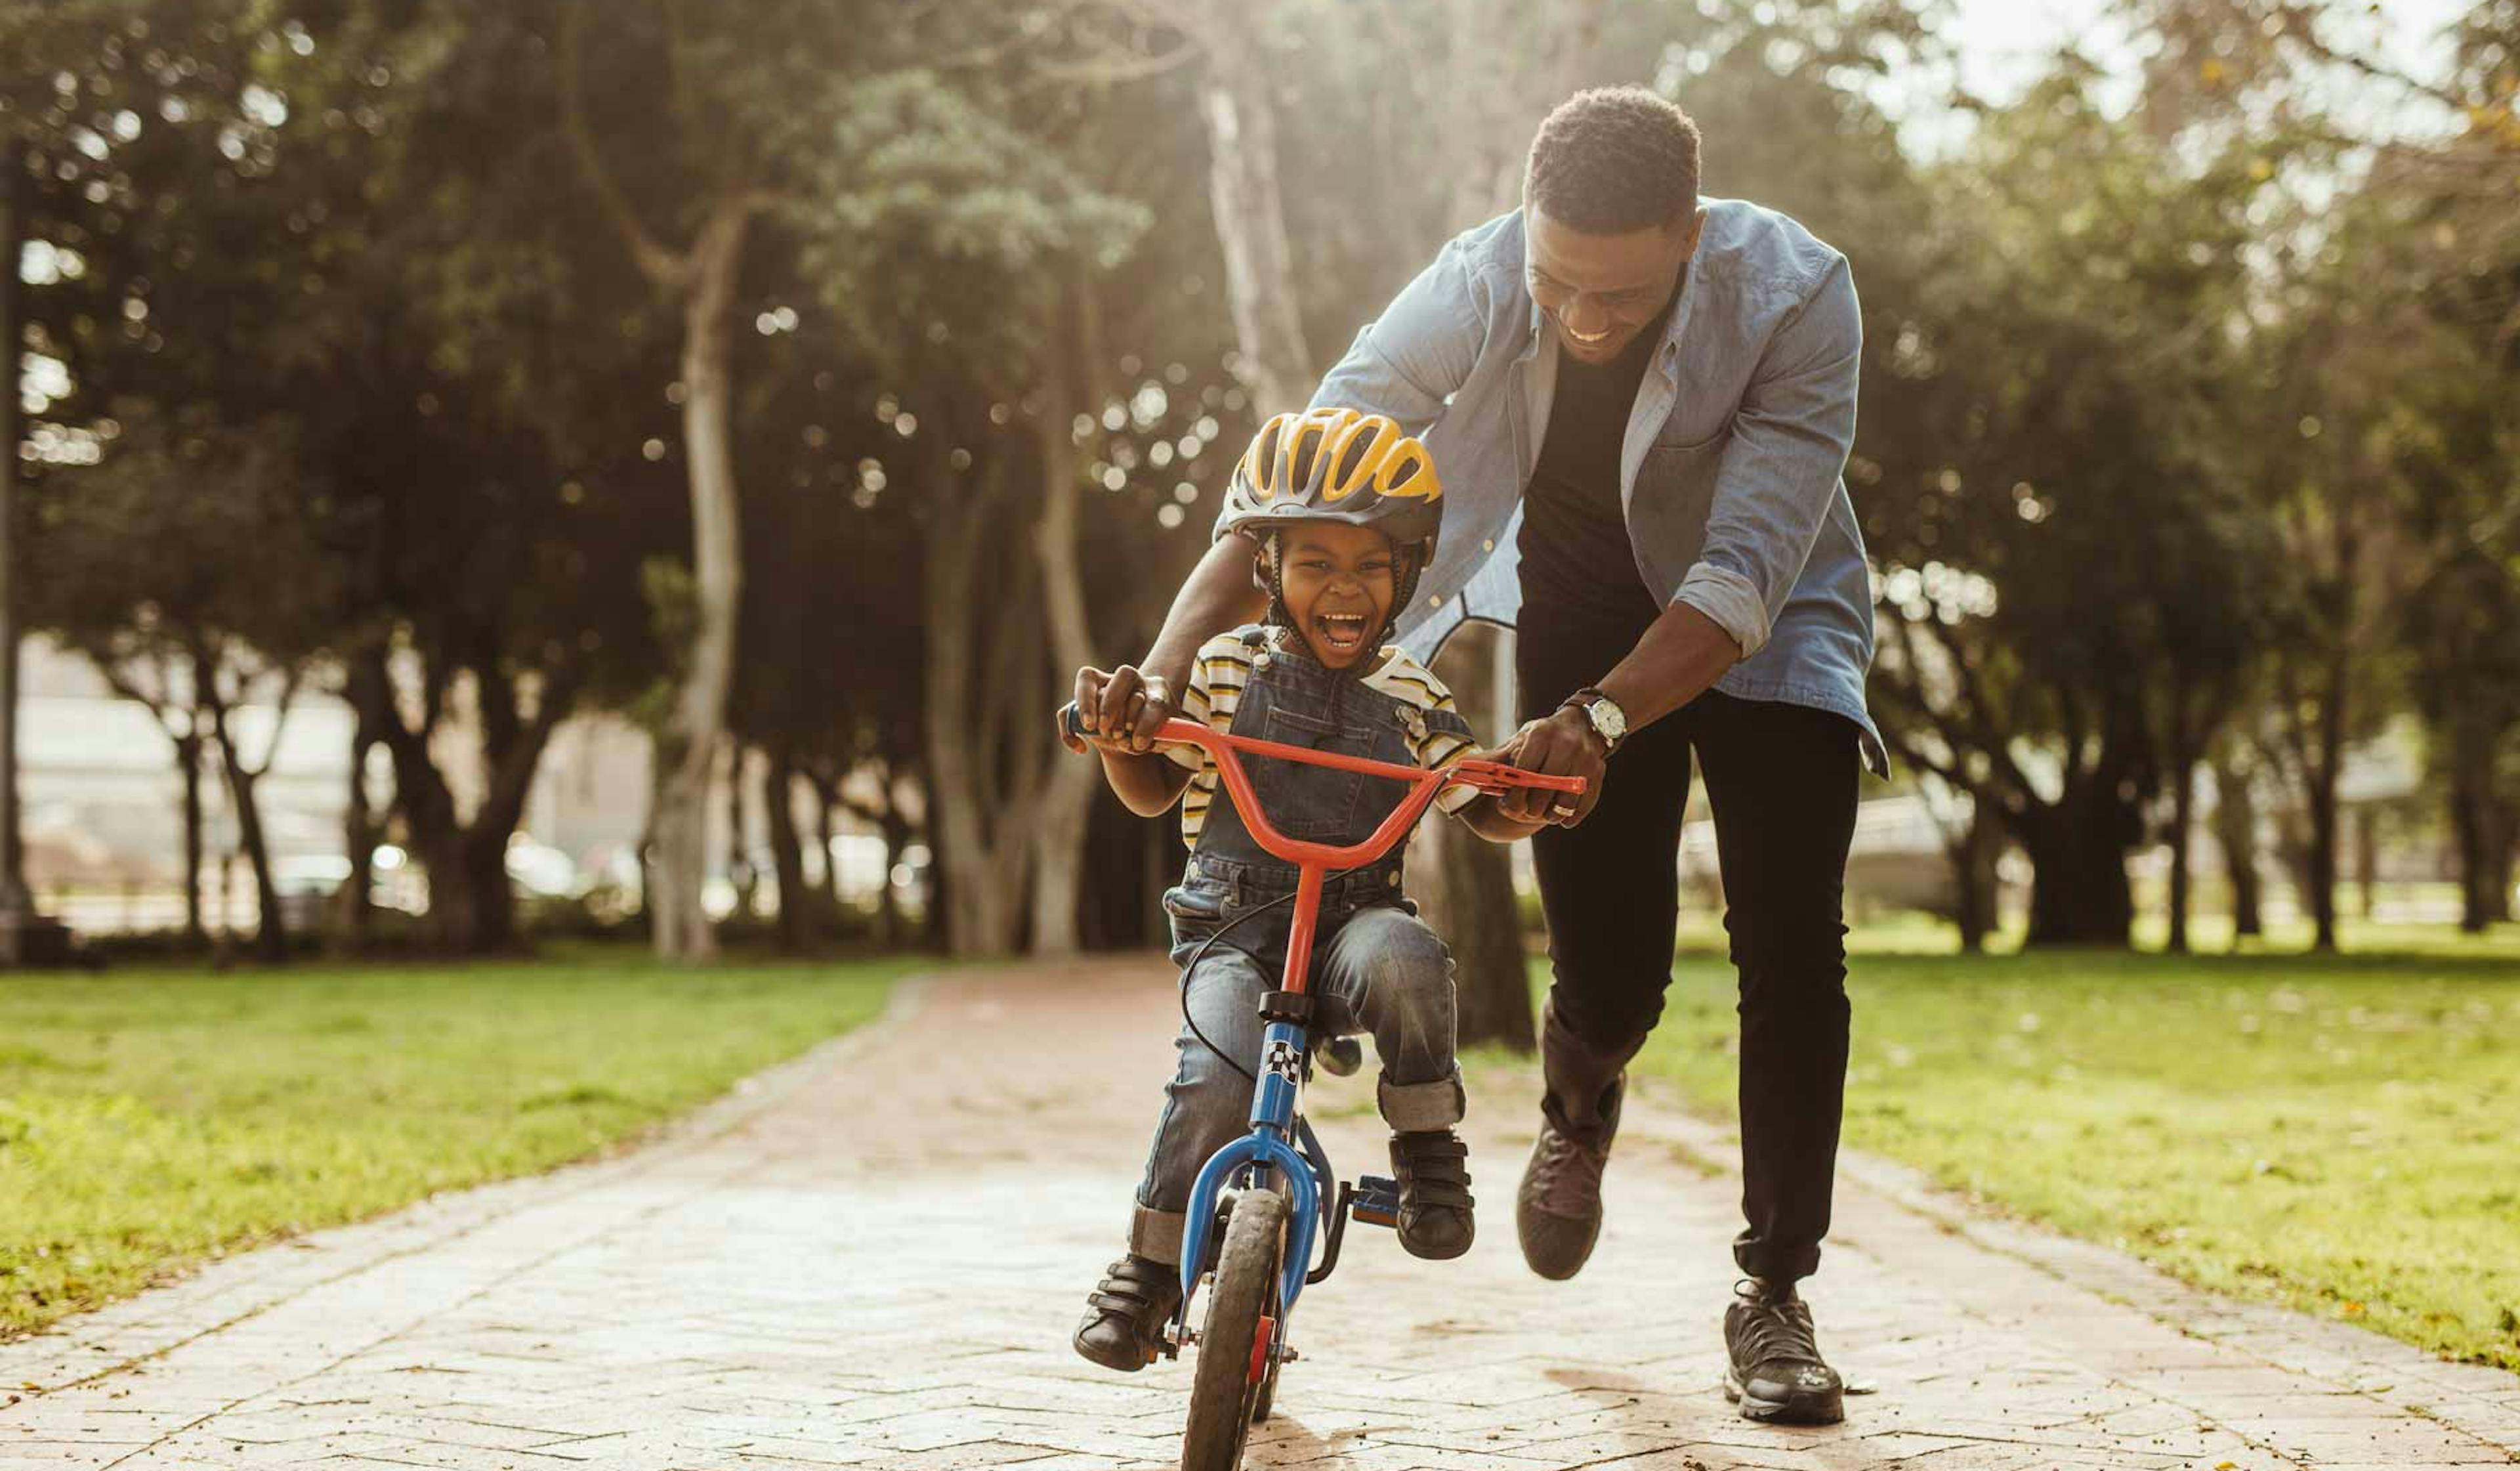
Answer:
[{"xmin": 1095, "ymin": 744, "xmax": 1196, "ymax": 817}]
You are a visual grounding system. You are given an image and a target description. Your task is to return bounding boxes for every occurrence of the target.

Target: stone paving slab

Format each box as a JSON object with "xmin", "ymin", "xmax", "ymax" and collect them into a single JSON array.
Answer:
[{"xmin": 3, "ymin": 957, "xmax": 2514, "ymax": 1470}]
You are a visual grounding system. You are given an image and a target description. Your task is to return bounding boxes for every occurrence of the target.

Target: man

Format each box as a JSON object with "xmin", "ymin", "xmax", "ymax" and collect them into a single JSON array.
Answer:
[{"xmin": 1076, "ymin": 85, "xmax": 1882, "ymax": 1426}]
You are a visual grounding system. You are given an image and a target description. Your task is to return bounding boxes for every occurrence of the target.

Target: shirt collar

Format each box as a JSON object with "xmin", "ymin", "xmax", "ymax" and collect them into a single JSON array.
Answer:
[{"xmin": 1520, "ymin": 263, "xmax": 1696, "ymax": 370}]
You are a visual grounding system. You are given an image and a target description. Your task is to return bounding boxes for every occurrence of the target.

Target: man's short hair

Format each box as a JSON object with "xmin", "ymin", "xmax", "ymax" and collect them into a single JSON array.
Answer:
[{"xmin": 1523, "ymin": 86, "xmax": 1702, "ymax": 235}]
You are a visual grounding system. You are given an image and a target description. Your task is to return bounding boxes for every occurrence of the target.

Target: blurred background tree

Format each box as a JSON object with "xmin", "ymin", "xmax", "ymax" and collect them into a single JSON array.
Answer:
[{"xmin": 0, "ymin": 0, "xmax": 2509, "ymax": 991}]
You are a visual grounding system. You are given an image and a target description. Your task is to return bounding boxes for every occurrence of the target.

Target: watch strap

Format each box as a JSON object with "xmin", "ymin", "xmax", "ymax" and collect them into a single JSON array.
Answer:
[{"xmin": 1559, "ymin": 687, "xmax": 1625, "ymax": 755}]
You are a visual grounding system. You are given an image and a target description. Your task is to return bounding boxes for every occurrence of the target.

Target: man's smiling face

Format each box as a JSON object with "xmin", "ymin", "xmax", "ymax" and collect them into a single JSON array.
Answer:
[{"xmin": 1526, "ymin": 205, "xmax": 1701, "ymax": 365}]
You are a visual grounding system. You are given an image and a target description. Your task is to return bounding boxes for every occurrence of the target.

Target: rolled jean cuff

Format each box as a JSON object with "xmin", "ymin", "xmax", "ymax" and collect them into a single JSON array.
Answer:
[
  {"xmin": 1130, "ymin": 1205, "xmax": 1186, "ymax": 1266},
  {"xmin": 1377, "ymin": 1068, "xmax": 1467, "ymax": 1133}
]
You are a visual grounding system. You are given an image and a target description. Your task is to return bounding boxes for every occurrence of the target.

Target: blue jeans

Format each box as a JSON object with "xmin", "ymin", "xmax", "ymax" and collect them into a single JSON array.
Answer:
[{"xmin": 1128, "ymin": 901, "xmax": 1466, "ymax": 1265}]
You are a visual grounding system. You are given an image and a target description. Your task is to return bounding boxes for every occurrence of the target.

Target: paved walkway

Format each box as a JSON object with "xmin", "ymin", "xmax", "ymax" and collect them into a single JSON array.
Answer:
[{"xmin": 4, "ymin": 959, "xmax": 2516, "ymax": 1471}]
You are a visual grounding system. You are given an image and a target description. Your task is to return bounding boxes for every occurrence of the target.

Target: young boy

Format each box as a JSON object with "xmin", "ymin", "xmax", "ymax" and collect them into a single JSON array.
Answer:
[{"xmin": 1066, "ymin": 408, "xmax": 1544, "ymax": 1373}]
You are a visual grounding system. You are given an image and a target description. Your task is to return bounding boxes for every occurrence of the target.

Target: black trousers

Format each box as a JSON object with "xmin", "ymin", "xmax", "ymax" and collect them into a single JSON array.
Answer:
[{"xmin": 1517, "ymin": 612, "xmax": 1860, "ymax": 1283}]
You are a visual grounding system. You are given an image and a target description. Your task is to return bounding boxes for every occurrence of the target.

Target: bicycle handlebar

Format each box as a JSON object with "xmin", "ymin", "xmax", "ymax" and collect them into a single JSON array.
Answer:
[{"xmin": 1057, "ymin": 701, "xmax": 1584, "ymax": 870}]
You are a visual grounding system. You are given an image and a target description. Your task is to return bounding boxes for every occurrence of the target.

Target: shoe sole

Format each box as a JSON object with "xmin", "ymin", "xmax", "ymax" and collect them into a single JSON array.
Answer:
[
  {"xmin": 1399, "ymin": 1231, "xmax": 1475, "ymax": 1261},
  {"xmin": 1722, "ymin": 1365, "xmax": 1845, "ymax": 1425}
]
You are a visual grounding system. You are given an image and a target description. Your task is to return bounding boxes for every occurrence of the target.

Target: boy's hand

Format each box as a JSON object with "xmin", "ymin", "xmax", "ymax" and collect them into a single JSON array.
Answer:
[{"xmin": 1074, "ymin": 664, "xmax": 1178, "ymax": 754}]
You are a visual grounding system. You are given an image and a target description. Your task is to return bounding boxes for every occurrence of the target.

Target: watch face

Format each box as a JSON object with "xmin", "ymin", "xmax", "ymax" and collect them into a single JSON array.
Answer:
[{"xmin": 1591, "ymin": 698, "xmax": 1627, "ymax": 742}]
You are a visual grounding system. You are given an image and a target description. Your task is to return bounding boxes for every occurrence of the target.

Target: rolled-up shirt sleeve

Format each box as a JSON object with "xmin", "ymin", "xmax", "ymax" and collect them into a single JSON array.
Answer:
[{"xmin": 1673, "ymin": 254, "xmax": 1861, "ymax": 658}]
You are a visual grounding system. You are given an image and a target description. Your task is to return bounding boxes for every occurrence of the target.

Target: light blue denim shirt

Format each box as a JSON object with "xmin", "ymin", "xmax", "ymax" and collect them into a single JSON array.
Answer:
[{"xmin": 1287, "ymin": 202, "xmax": 1885, "ymax": 775}]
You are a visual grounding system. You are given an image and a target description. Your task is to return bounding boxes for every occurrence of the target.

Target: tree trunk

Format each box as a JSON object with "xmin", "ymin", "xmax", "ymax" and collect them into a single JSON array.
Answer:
[
  {"xmin": 1029, "ymin": 339, "xmax": 1101, "ymax": 956},
  {"xmin": 810, "ymin": 785, "xmax": 846, "ymax": 939},
  {"xmin": 2448, "ymin": 728, "xmax": 2517, "ymax": 931},
  {"xmin": 880, "ymin": 806, "xmax": 915, "ymax": 947},
  {"xmin": 763, "ymin": 746, "xmax": 810, "ymax": 953},
  {"xmin": 2304, "ymin": 756, "xmax": 2339, "ymax": 952},
  {"xmin": 216, "ymin": 738, "xmax": 287, "ymax": 964},
  {"xmin": 349, "ymin": 649, "xmax": 565, "ymax": 958},
  {"xmin": 2211, "ymin": 754, "xmax": 2263, "ymax": 938},
  {"xmin": 1948, "ymin": 797, "xmax": 2000, "ymax": 954},
  {"xmin": 0, "ymin": 144, "xmax": 27, "ymax": 933},
  {"xmin": 330, "ymin": 722, "xmax": 377, "ymax": 950},
  {"xmin": 2483, "ymin": 821, "xmax": 2517, "ymax": 928},
  {"xmin": 1412, "ymin": 816, "xmax": 1534, "ymax": 1050},
  {"xmin": 648, "ymin": 201, "xmax": 751, "ymax": 963},
  {"xmin": 727, "ymin": 741, "xmax": 756, "ymax": 922},
  {"xmin": 2353, "ymin": 804, "xmax": 2379, "ymax": 920},
  {"xmin": 177, "ymin": 727, "xmax": 206, "ymax": 947},
  {"xmin": 2166, "ymin": 752, "xmax": 2196, "ymax": 954},
  {"xmin": 1198, "ymin": 66, "xmax": 1312, "ymax": 418},
  {"xmin": 2015, "ymin": 790, "xmax": 2135, "ymax": 947},
  {"xmin": 414, "ymin": 830, "xmax": 515, "ymax": 954},
  {"xmin": 922, "ymin": 469, "xmax": 1037, "ymax": 956},
  {"xmin": 1410, "ymin": 624, "xmax": 1534, "ymax": 1050}
]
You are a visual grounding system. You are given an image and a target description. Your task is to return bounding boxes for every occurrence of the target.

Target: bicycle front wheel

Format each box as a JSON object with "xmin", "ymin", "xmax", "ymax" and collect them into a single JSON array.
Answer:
[{"xmin": 1179, "ymin": 1188, "xmax": 1288, "ymax": 1470}]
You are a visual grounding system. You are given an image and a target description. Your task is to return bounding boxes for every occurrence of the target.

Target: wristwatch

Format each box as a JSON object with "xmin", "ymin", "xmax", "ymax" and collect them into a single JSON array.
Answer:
[{"xmin": 1561, "ymin": 687, "xmax": 1628, "ymax": 756}]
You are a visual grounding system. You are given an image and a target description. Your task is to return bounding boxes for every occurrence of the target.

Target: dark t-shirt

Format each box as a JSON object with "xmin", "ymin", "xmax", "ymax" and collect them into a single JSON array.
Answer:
[{"xmin": 1517, "ymin": 291, "xmax": 1679, "ymax": 636}]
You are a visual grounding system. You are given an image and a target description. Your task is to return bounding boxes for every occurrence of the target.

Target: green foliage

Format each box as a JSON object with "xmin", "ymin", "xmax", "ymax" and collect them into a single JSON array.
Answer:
[{"xmin": 0, "ymin": 949, "xmax": 915, "ymax": 1338}]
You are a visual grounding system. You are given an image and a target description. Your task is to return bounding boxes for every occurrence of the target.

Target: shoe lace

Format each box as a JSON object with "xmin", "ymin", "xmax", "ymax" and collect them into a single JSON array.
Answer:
[
  {"xmin": 1733, "ymin": 1293, "xmax": 1824, "ymax": 1371},
  {"xmin": 1527, "ymin": 1123, "xmax": 1606, "ymax": 1216}
]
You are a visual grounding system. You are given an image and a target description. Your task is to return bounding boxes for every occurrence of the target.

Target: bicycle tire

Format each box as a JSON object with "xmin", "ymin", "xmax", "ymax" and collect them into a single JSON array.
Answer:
[{"xmin": 1179, "ymin": 1188, "xmax": 1288, "ymax": 1468}]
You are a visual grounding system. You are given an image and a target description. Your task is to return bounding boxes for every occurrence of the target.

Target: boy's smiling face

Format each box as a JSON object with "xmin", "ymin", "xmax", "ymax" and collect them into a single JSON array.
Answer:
[{"xmin": 1276, "ymin": 521, "xmax": 1400, "ymax": 668}]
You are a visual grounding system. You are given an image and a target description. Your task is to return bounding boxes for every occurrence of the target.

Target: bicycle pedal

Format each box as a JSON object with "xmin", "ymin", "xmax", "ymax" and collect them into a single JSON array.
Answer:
[{"xmin": 1351, "ymin": 1174, "xmax": 1401, "ymax": 1227}]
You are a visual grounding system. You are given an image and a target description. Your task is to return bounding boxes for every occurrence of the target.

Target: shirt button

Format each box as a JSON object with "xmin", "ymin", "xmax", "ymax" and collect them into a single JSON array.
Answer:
[{"xmin": 1481, "ymin": 539, "xmax": 1495, "ymax": 551}]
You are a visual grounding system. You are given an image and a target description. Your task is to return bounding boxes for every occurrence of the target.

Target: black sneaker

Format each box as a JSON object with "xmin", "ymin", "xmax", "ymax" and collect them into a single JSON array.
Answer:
[
  {"xmin": 1722, "ymin": 1277, "xmax": 1845, "ymax": 1424},
  {"xmin": 1389, "ymin": 1130, "xmax": 1475, "ymax": 1260},
  {"xmin": 1515, "ymin": 1076, "xmax": 1622, "ymax": 1280},
  {"xmin": 1072, "ymin": 1254, "xmax": 1181, "ymax": 1372}
]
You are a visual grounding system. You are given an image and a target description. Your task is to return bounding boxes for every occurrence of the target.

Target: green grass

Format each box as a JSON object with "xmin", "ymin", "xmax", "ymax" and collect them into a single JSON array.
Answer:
[
  {"xmin": 1616, "ymin": 929, "xmax": 2520, "ymax": 1370},
  {"xmin": 0, "ymin": 947, "xmax": 919, "ymax": 1339}
]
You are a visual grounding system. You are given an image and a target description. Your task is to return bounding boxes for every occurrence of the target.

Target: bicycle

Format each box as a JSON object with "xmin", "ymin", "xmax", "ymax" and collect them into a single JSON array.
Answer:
[{"xmin": 1060, "ymin": 702, "xmax": 1584, "ymax": 1468}]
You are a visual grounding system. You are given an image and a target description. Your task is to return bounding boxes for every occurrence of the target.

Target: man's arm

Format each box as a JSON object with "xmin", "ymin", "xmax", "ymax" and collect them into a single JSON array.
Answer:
[{"xmin": 1498, "ymin": 256, "xmax": 1862, "ymax": 826}]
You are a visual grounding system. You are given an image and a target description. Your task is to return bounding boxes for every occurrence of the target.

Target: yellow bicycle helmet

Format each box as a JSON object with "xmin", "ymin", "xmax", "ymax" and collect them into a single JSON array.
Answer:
[
  {"xmin": 1220, "ymin": 409, "xmax": 1446, "ymax": 648},
  {"xmin": 1219, "ymin": 408, "xmax": 1444, "ymax": 551}
]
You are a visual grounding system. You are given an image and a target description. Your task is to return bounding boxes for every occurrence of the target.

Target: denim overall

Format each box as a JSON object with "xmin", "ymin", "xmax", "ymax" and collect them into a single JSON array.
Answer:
[{"xmin": 1129, "ymin": 627, "xmax": 1468, "ymax": 1266}]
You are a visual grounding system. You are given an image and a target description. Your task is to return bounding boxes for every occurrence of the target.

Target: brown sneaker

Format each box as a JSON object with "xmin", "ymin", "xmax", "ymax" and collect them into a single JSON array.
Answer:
[
  {"xmin": 1723, "ymin": 1277, "xmax": 1845, "ymax": 1424},
  {"xmin": 1515, "ymin": 1075, "xmax": 1622, "ymax": 1280}
]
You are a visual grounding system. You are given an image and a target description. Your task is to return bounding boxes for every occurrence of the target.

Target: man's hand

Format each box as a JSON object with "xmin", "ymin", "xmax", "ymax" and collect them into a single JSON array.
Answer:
[
  {"xmin": 1072, "ymin": 664, "xmax": 1179, "ymax": 754},
  {"xmin": 1497, "ymin": 707, "xmax": 1609, "ymax": 827}
]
